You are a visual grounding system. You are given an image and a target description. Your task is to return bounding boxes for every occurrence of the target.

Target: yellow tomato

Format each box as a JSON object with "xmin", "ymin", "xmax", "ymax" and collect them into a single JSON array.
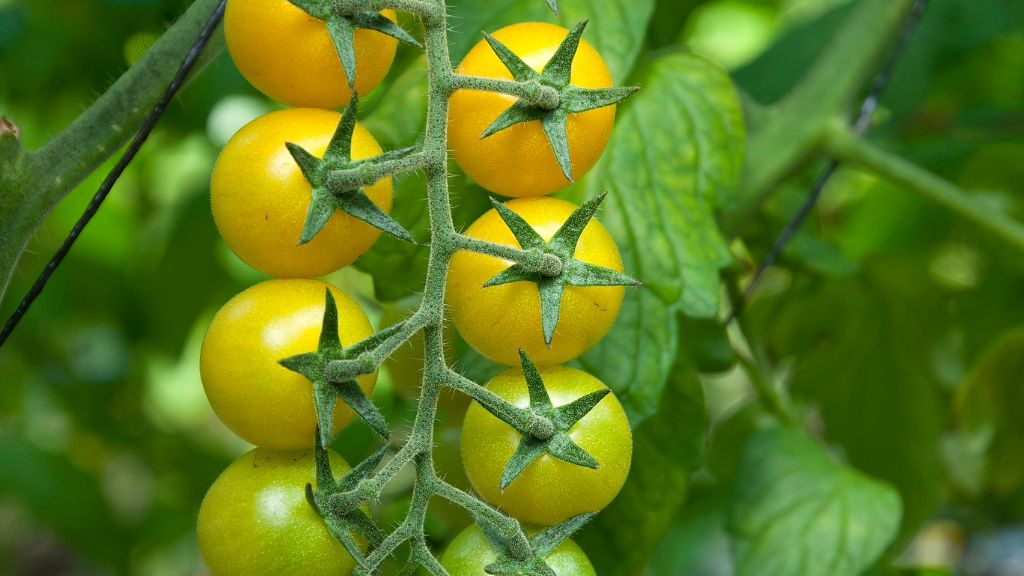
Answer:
[
  {"xmin": 447, "ymin": 197, "xmax": 624, "ymax": 366},
  {"xmin": 449, "ymin": 22, "xmax": 616, "ymax": 197},
  {"xmin": 225, "ymin": 0, "xmax": 398, "ymax": 108},
  {"xmin": 198, "ymin": 448, "xmax": 361, "ymax": 575},
  {"xmin": 200, "ymin": 279, "xmax": 377, "ymax": 449},
  {"xmin": 211, "ymin": 108, "xmax": 392, "ymax": 278},
  {"xmin": 460, "ymin": 366, "xmax": 632, "ymax": 526}
]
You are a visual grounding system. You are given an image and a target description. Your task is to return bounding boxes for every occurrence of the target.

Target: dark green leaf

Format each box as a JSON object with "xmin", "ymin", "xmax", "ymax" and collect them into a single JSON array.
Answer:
[{"xmin": 954, "ymin": 326, "xmax": 1024, "ymax": 495}]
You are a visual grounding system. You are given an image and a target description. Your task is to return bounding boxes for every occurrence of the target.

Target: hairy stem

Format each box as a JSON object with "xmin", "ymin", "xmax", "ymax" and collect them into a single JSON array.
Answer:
[
  {"xmin": 450, "ymin": 75, "xmax": 561, "ymax": 110},
  {"xmin": 0, "ymin": 0, "xmax": 225, "ymax": 304}
]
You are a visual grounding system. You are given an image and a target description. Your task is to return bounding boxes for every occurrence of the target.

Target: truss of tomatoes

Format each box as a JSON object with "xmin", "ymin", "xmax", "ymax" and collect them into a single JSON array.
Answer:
[{"xmin": 197, "ymin": 1, "xmax": 639, "ymax": 574}]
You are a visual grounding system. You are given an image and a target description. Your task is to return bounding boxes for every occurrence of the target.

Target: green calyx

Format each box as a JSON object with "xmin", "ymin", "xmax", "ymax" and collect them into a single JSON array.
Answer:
[
  {"xmin": 305, "ymin": 440, "xmax": 388, "ymax": 569},
  {"xmin": 485, "ymin": 192, "xmax": 640, "ymax": 346},
  {"xmin": 478, "ymin": 512, "xmax": 595, "ymax": 575},
  {"xmin": 278, "ymin": 289, "xmax": 392, "ymax": 445},
  {"xmin": 286, "ymin": 96, "xmax": 415, "ymax": 246},
  {"xmin": 491, "ymin": 351, "xmax": 611, "ymax": 491},
  {"xmin": 480, "ymin": 20, "xmax": 639, "ymax": 182},
  {"xmin": 287, "ymin": 0, "xmax": 420, "ymax": 89}
]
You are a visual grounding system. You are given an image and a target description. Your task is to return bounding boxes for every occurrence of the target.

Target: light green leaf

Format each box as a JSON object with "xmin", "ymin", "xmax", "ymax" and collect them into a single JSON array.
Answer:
[
  {"xmin": 447, "ymin": 0, "xmax": 654, "ymax": 82},
  {"xmin": 730, "ymin": 427, "xmax": 902, "ymax": 576},
  {"xmin": 574, "ymin": 52, "xmax": 744, "ymax": 420}
]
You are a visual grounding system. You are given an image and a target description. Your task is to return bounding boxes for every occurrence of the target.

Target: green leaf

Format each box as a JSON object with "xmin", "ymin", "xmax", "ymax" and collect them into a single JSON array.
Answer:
[
  {"xmin": 578, "ymin": 337, "xmax": 707, "ymax": 575},
  {"xmin": 729, "ymin": 427, "xmax": 902, "ymax": 576},
  {"xmin": 751, "ymin": 264, "xmax": 945, "ymax": 538},
  {"xmin": 954, "ymin": 326, "xmax": 1024, "ymax": 495},
  {"xmin": 573, "ymin": 52, "xmax": 744, "ymax": 421},
  {"xmin": 447, "ymin": 0, "xmax": 654, "ymax": 83}
]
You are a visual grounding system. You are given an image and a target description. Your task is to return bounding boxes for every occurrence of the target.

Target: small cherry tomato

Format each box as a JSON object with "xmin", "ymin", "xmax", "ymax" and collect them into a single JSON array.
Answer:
[
  {"xmin": 211, "ymin": 108, "xmax": 392, "ymax": 278},
  {"xmin": 200, "ymin": 279, "xmax": 376, "ymax": 450},
  {"xmin": 449, "ymin": 22, "xmax": 616, "ymax": 197},
  {"xmin": 440, "ymin": 523, "xmax": 596, "ymax": 575},
  {"xmin": 447, "ymin": 197, "xmax": 624, "ymax": 367},
  {"xmin": 225, "ymin": 0, "xmax": 398, "ymax": 108},
  {"xmin": 198, "ymin": 447, "xmax": 361, "ymax": 575},
  {"xmin": 460, "ymin": 366, "xmax": 632, "ymax": 526}
]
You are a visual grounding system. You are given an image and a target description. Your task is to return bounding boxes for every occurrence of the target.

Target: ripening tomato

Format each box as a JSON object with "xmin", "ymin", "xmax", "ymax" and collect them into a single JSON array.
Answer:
[
  {"xmin": 460, "ymin": 366, "xmax": 632, "ymax": 526},
  {"xmin": 211, "ymin": 108, "xmax": 392, "ymax": 278},
  {"xmin": 449, "ymin": 22, "xmax": 615, "ymax": 197},
  {"xmin": 225, "ymin": 0, "xmax": 398, "ymax": 108},
  {"xmin": 440, "ymin": 523, "xmax": 596, "ymax": 575},
  {"xmin": 198, "ymin": 447, "xmax": 361, "ymax": 575},
  {"xmin": 447, "ymin": 197, "xmax": 624, "ymax": 367},
  {"xmin": 200, "ymin": 279, "xmax": 376, "ymax": 450}
]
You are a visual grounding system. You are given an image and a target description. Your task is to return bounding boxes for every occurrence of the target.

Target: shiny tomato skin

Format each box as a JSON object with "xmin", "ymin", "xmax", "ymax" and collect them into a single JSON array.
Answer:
[
  {"xmin": 440, "ymin": 523, "xmax": 596, "ymax": 575},
  {"xmin": 449, "ymin": 22, "xmax": 615, "ymax": 197},
  {"xmin": 447, "ymin": 197, "xmax": 624, "ymax": 367},
  {"xmin": 460, "ymin": 366, "xmax": 632, "ymax": 526},
  {"xmin": 200, "ymin": 279, "xmax": 376, "ymax": 450},
  {"xmin": 225, "ymin": 0, "xmax": 398, "ymax": 108},
  {"xmin": 211, "ymin": 108, "xmax": 392, "ymax": 278},
  {"xmin": 198, "ymin": 447, "xmax": 361, "ymax": 575}
]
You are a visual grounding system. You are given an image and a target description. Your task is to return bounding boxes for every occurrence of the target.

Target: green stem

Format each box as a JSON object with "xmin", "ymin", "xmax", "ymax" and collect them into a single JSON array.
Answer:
[
  {"xmin": 825, "ymin": 123, "xmax": 1024, "ymax": 254},
  {"xmin": 728, "ymin": 0, "xmax": 915, "ymax": 227},
  {"xmin": 326, "ymin": 150, "xmax": 429, "ymax": 194},
  {"xmin": 450, "ymin": 75, "xmax": 561, "ymax": 110},
  {"xmin": 336, "ymin": 0, "xmax": 441, "ymax": 20},
  {"xmin": 445, "ymin": 369, "xmax": 555, "ymax": 438},
  {"xmin": 0, "ymin": 0, "xmax": 225, "ymax": 304}
]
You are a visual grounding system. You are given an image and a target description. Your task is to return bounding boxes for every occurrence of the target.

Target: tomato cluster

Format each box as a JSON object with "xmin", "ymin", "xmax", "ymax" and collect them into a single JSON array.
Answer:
[{"xmin": 196, "ymin": 1, "xmax": 633, "ymax": 574}]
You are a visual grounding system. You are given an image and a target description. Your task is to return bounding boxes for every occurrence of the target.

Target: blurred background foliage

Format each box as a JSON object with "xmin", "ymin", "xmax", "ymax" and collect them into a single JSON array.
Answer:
[{"xmin": 0, "ymin": 0, "xmax": 1023, "ymax": 574}]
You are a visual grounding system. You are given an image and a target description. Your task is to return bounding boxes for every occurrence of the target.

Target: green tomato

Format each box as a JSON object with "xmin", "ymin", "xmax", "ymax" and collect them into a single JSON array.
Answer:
[
  {"xmin": 440, "ymin": 523, "xmax": 596, "ymax": 575},
  {"xmin": 197, "ymin": 448, "xmax": 361, "ymax": 575},
  {"xmin": 460, "ymin": 366, "xmax": 632, "ymax": 526}
]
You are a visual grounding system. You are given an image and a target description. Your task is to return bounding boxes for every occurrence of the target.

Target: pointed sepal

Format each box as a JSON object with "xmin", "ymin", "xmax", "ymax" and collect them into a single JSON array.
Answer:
[
  {"xmin": 489, "ymin": 197, "xmax": 546, "ymax": 250},
  {"xmin": 541, "ymin": 20, "xmax": 588, "ymax": 87},
  {"xmin": 482, "ymin": 32, "xmax": 539, "ymax": 82},
  {"xmin": 334, "ymin": 188, "xmax": 415, "ymax": 242},
  {"xmin": 326, "ymin": 16, "xmax": 358, "ymax": 89},
  {"xmin": 561, "ymin": 85, "xmax": 639, "ymax": 114},
  {"xmin": 540, "ymin": 110, "xmax": 573, "ymax": 182},
  {"xmin": 481, "ymin": 101, "xmax": 545, "ymax": 139},
  {"xmin": 350, "ymin": 11, "xmax": 421, "ymax": 47}
]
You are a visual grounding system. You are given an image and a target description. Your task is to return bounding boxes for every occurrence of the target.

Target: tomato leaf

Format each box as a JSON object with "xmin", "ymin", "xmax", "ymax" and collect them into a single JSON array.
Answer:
[
  {"xmin": 578, "ymin": 331, "xmax": 707, "ymax": 575},
  {"xmin": 729, "ymin": 427, "xmax": 902, "ymax": 576},
  {"xmin": 573, "ymin": 52, "xmax": 744, "ymax": 421},
  {"xmin": 953, "ymin": 326, "xmax": 1024, "ymax": 495}
]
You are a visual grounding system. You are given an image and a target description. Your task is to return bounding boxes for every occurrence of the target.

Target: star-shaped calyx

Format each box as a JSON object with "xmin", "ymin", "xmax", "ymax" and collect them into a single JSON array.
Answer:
[
  {"xmin": 493, "ymin": 351, "xmax": 613, "ymax": 490},
  {"xmin": 286, "ymin": 96, "xmax": 415, "ymax": 246},
  {"xmin": 287, "ymin": 0, "xmax": 420, "ymax": 89},
  {"xmin": 279, "ymin": 289, "xmax": 397, "ymax": 446},
  {"xmin": 485, "ymin": 192, "xmax": 639, "ymax": 346},
  {"xmin": 478, "ymin": 512, "xmax": 595, "ymax": 575},
  {"xmin": 480, "ymin": 20, "xmax": 638, "ymax": 182},
  {"xmin": 305, "ymin": 439, "xmax": 388, "ymax": 568}
]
